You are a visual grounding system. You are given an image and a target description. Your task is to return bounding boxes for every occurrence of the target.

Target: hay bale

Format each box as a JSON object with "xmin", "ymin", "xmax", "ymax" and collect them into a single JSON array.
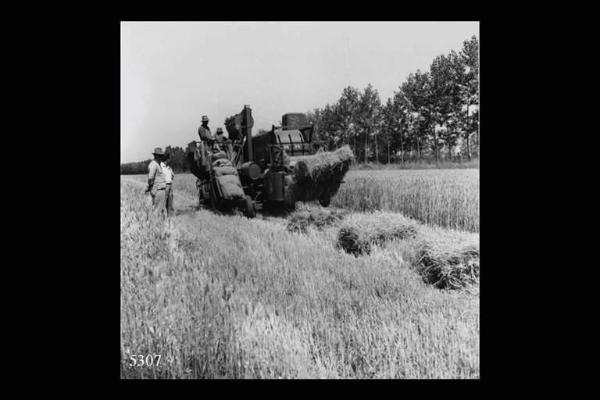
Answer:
[
  {"xmin": 333, "ymin": 209, "xmax": 480, "ymax": 291},
  {"xmin": 336, "ymin": 212, "xmax": 419, "ymax": 256},
  {"xmin": 286, "ymin": 207, "xmax": 349, "ymax": 233},
  {"xmin": 186, "ymin": 141, "xmax": 210, "ymax": 179},
  {"xmin": 287, "ymin": 145, "xmax": 354, "ymax": 203},
  {"xmin": 216, "ymin": 175, "xmax": 245, "ymax": 200},
  {"xmin": 214, "ymin": 165, "xmax": 237, "ymax": 177},
  {"xmin": 292, "ymin": 145, "xmax": 354, "ymax": 183},
  {"xmin": 414, "ymin": 227, "xmax": 479, "ymax": 290}
]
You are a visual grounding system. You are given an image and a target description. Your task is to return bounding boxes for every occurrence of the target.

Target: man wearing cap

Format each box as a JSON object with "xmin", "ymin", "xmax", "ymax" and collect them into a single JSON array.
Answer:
[
  {"xmin": 198, "ymin": 115, "xmax": 213, "ymax": 142},
  {"xmin": 146, "ymin": 147, "xmax": 167, "ymax": 215},
  {"xmin": 213, "ymin": 127, "xmax": 226, "ymax": 151},
  {"xmin": 215, "ymin": 127, "xmax": 225, "ymax": 143}
]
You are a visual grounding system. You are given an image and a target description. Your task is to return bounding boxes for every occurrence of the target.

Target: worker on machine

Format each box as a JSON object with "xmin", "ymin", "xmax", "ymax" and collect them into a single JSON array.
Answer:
[
  {"xmin": 195, "ymin": 115, "xmax": 213, "ymax": 208},
  {"xmin": 213, "ymin": 127, "xmax": 229, "ymax": 154},
  {"xmin": 210, "ymin": 127, "xmax": 229, "ymax": 164},
  {"xmin": 198, "ymin": 115, "xmax": 213, "ymax": 141},
  {"xmin": 214, "ymin": 127, "xmax": 225, "ymax": 146}
]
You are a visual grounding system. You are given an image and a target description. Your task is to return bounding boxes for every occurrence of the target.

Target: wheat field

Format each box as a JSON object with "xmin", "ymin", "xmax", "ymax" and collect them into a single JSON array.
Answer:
[
  {"xmin": 120, "ymin": 171, "xmax": 479, "ymax": 379},
  {"xmin": 333, "ymin": 170, "xmax": 479, "ymax": 232}
]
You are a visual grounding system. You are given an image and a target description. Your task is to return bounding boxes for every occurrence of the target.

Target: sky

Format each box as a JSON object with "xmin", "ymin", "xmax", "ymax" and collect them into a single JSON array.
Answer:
[{"xmin": 121, "ymin": 21, "xmax": 479, "ymax": 163}]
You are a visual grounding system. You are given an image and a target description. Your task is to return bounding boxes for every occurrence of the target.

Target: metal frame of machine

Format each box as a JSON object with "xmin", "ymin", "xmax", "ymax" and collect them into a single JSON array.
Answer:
[{"xmin": 187, "ymin": 105, "xmax": 324, "ymax": 217}]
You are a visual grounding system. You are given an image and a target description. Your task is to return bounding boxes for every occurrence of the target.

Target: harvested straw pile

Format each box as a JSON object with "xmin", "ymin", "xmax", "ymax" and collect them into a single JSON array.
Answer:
[
  {"xmin": 286, "ymin": 207, "xmax": 349, "ymax": 233},
  {"xmin": 335, "ymin": 211, "xmax": 480, "ymax": 290},
  {"xmin": 186, "ymin": 141, "xmax": 210, "ymax": 180},
  {"xmin": 336, "ymin": 212, "xmax": 419, "ymax": 256},
  {"xmin": 287, "ymin": 146, "xmax": 354, "ymax": 203},
  {"xmin": 414, "ymin": 227, "xmax": 479, "ymax": 290},
  {"xmin": 292, "ymin": 145, "xmax": 354, "ymax": 183},
  {"xmin": 216, "ymin": 175, "xmax": 245, "ymax": 200}
]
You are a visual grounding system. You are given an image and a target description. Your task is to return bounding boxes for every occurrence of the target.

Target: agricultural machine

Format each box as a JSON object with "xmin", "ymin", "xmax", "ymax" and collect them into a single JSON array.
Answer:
[{"xmin": 186, "ymin": 105, "xmax": 340, "ymax": 218}]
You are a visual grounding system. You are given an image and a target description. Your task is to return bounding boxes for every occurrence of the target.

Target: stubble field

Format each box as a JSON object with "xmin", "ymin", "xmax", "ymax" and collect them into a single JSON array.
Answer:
[{"xmin": 120, "ymin": 169, "xmax": 480, "ymax": 379}]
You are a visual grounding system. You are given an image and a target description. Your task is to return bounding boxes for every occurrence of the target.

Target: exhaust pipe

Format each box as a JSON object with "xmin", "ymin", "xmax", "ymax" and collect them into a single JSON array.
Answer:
[{"xmin": 243, "ymin": 105, "xmax": 253, "ymax": 162}]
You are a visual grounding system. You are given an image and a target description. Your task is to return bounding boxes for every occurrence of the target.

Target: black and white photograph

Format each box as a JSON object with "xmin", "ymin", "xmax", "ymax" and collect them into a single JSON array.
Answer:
[{"xmin": 120, "ymin": 21, "xmax": 480, "ymax": 379}]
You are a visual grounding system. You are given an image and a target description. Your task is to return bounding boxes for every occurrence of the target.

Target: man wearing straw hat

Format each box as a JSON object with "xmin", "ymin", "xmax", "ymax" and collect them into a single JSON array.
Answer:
[
  {"xmin": 198, "ymin": 115, "xmax": 213, "ymax": 142},
  {"xmin": 146, "ymin": 147, "xmax": 167, "ymax": 215},
  {"xmin": 195, "ymin": 116, "xmax": 213, "ymax": 207}
]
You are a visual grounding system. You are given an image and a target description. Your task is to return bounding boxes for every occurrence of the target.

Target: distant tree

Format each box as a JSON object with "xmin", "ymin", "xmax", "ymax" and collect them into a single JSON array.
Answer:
[
  {"xmin": 457, "ymin": 35, "xmax": 479, "ymax": 160},
  {"xmin": 389, "ymin": 92, "xmax": 415, "ymax": 162},
  {"xmin": 336, "ymin": 86, "xmax": 361, "ymax": 154},
  {"xmin": 305, "ymin": 108, "xmax": 321, "ymax": 144},
  {"xmin": 224, "ymin": 115, "xmax": 235, "ymax": 129},
  {"xmin": 430, "ymin": 51, "xmax": 462, "ymax": 160},
  {"xmin": 325, "ymin": 104, "xmax": 344, "ymax": 150},
  {"xmin": 306, "ymin": 104, "xmax": 331, "ymax": 148},
  {"xmin": 120, "ymin": 159, "xmax": 151, "ymax": 175},
  {"xmin": 380, "ymin": 98, "xmax": 396, "ymax": 163},
  {"xmin": 355, "ymin": 84, "xmax": 382, "ymax": 163},
  {"xmin": 400, "ymin": 71, "xmax": 434, "ymax": 161},
  {"xmin": 304, "ymin": 35, "xmax": 479, "ymax": 165},
  {"xmin": 165, "ymin": 146, "xmax": 187, "ymax": 172}
]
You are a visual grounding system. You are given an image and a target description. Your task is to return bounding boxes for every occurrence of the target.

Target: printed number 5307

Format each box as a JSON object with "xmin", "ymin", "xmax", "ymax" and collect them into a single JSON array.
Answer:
[{"xmin": 129, "ymin": 354, "xmax": 161, "ymax": 367}]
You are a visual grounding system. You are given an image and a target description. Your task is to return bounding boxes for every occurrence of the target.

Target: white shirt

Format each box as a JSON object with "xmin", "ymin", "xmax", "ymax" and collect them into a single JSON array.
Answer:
[
  {"xmin": 160, "ymin": 162, "xmax": 174, "ymax": 184},
  {"xmin": 148, "ymin": 160, "xmax": 166, "ymax": 189}
]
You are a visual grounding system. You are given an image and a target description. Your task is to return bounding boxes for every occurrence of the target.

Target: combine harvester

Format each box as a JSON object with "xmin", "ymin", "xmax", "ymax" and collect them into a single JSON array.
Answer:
[{"xmin": 186, "ymin": 105, "xmax": 354, "ymax": 218}]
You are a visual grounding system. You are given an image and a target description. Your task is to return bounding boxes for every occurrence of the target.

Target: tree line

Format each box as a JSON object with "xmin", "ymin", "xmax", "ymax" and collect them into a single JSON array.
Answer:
[
  {"xmin": 307, "ymin": 35, "xmax": 479, "ymax": 163},
  {"xmin": 121, "ymin": 36, "xmax": 478, "ymax": 174},
  {"xmin": 120, "ymin": 145, "xmax": 188, "ymax": 175}
]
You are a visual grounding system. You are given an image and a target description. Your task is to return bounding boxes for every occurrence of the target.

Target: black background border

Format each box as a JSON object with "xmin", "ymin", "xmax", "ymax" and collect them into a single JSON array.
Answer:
[{"xmin": 31, "ymin": 12, "xmax": 535, "ymax": 387}]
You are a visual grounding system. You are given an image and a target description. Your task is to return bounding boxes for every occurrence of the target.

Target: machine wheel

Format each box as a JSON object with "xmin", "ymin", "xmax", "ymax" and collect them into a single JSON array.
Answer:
[
  {"xmin": 318, "ymin": 194, "xmax": 331, "ymax": 207},
  {"xmin": 209, "ymin": 181, "xmax": 218, "ymax": 210},
  {"xmin": 284, "ymin": 200, "xmax": 296, "ymax": 212},
  {"xmin": 244, "ymin": 195, "xmax": 256, "ymax": 218}
]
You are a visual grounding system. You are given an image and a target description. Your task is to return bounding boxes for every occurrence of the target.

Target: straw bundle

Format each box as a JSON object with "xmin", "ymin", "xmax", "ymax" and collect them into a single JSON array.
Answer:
[
  {"xmin": 286, "ymin": 207, "xmax": 349, "ymax": 233},
  {"xmin": 336, "ymin": 212, "xmax": 419, "ymax": 256},
  {"xmin": 414, "ymin": 227, "xmax": 479, "ymax": 290},
  {"xmin": 186, "ymin": 141, "xmax": 210, "ymax": 179},
  {"xmin": 292, "ymin": 145, "xmax": 354, "ymax": 183},
  {"xmin": 214, "ymin": 165, "xmax": 237, "ymax": 177},
  {"xmin": 287, "ymin": 146, "xmax": 354, "ymax": 203}
]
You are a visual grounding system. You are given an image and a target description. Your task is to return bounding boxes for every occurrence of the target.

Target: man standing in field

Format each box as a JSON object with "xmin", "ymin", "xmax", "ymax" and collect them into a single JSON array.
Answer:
[
  {"xmin": 161, "ymin": 154, "xmax": 175, "ymax": 216},
  {"xmin": 146, "ymin": 147, "xmax": 167, "ymax": 216}
]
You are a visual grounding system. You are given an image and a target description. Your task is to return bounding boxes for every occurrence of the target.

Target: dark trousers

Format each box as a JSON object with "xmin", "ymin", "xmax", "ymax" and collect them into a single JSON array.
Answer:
[{"xmin": 165, "ymin": 184, "xmax": 174, "ymax": 215}]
